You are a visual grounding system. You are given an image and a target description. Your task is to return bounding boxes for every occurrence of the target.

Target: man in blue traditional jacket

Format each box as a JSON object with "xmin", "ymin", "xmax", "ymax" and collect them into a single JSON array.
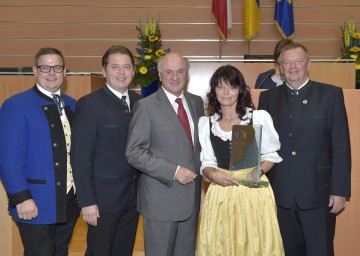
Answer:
[{"xmin": 0, "ymin": 47, "xmax": 78, "ymax": 256}]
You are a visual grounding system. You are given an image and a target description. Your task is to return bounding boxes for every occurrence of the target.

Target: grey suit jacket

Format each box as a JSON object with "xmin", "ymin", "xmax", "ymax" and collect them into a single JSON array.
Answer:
[{"xmin": 126, "ymin": 87, "xmax": 204, "ymax": 221}]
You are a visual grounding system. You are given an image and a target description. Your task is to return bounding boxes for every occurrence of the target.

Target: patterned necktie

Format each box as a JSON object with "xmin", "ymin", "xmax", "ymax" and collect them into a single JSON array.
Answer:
[
  {"xmin": 175, "ymin": 98, "xmax": 193, "ymax": 147},
  {"xmin": 52, "ymin": 94, "xmax": 65, "ymax": 115},
  {"xmin": 121, "ymin": 95, "xmax": 130, "ymax": 111}
]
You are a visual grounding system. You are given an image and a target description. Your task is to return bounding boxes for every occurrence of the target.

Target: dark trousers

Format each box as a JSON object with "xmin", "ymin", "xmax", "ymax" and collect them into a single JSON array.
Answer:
[
  {"xmin": 85, "ymin": 201, "xmax": 139, "ymax": 256},
  {"xmin": 277, "ymin": 201, "xmax": 336, "ymax": 256},
  {"xmin": 17, "ymin": 187, "xmax": 79, "ymax": 256}
]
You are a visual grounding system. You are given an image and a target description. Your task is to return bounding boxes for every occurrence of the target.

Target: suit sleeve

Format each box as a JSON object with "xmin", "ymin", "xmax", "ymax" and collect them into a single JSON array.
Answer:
[
  {"xmin": 125, "ymin": 102, "xmax": 177, "ymax": 187},
  {"xmin": 330, "ymin": 88, "xmax": 351, "ymax": 197},
  {"xmin": 70, "ymin": 98, "xmax": 98, "ymax": 207},
  {"xmin": 0, "ymin": 100, "xmax": 33, "ymax": 206}
]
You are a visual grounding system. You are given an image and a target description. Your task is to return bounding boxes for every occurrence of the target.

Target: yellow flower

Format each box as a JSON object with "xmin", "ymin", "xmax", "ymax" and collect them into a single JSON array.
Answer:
[
  {"xmin": 350, "ymin": 46, "xmax": 360, "ymax": 53},
  {"xmin": 139, "ymin": 66, "xmax": 148, "ymax": 74},
  {"xmin": 340, "ymin": 18, "xmax": 360, "ymax": 84},
  {"xmin": 134, "ymin": 54, "xmax": 141, "ymax": 58},
  {"xmin": 134, "ymin": 18, "xmax": 170, "ymax": 86},
  {"xmin": 353, "ymin": 32, "xmax": 360, "ymax": 39},
  {"xmin": 149, "ymin": 36, "xmax": 159, "ymax": 42},
  {"xmin": 155, "ymin": 49, "xmax": 165, "ymax": 56},
  {"xmin": 144, "ymin": 48, "xmax": 153, "ymax": 53}
]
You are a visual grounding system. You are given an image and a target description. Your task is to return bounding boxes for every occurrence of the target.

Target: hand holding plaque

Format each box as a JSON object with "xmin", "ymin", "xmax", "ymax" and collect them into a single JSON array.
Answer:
[{"xmin": 229, "ymin": 125, "xmax": 269, "ymax": 187}]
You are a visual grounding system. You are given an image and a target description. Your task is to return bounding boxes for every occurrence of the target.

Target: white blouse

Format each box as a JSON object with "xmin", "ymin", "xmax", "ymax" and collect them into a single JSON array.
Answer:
[{"xmin": 199, "ymin": 108, "xmax": 283, "ymax": 174}]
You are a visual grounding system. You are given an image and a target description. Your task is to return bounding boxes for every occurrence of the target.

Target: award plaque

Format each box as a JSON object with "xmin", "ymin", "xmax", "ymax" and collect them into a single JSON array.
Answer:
[{"xmin": 229, "ymin": 124, "xmax": 269, "ymax": 187}]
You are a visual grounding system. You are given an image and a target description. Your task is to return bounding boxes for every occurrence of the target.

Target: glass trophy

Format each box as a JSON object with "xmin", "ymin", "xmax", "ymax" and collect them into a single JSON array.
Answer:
[{"xmin": 229, "ymin": 124, "xmax": 269, "ymax": 187}]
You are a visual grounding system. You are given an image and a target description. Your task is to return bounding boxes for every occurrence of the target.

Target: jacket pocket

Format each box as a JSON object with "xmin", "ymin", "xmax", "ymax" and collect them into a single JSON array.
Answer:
[{"xmin": 26, "ymin": 179, "xmax": 46, "ymax": 184}]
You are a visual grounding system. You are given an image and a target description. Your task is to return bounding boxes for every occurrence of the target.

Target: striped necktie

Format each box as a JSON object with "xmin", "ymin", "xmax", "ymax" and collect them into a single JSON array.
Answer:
[
  {"xmin": 121, "ymin": 95, "xmax": 130, "ymax": 111},
  {"xmin": 52, "ymin": 94, "xmax": 65, "ymax": 115},
  {"xmin": 175, "ymin": 98, "xmax": 193, "ymax": 147}
]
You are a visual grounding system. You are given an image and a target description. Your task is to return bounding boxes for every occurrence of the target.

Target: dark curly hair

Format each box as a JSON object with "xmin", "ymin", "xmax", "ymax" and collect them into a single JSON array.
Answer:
[{"xmin": 207, "ymin": 65, "xmax": 255, "ymax": 120}]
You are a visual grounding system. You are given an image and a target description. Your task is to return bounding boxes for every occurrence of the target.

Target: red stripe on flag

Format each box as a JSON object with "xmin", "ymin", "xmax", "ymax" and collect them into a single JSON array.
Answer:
[{"xmin": 212, "ymin": 0, "xmax": 228, "ymax": 41}]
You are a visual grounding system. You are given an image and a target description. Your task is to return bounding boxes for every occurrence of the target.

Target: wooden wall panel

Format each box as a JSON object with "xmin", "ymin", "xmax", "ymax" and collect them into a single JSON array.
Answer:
[
  {"xmin": 0, "ymin": 7, "xmax": 214, "ymax": 23},
  {"xmin": 0, "ymin": 38, "xmax": 344, "ymax": 57},
  {"xmin": 1, "ymin": 0, "xmax": 356, "ymax": 6},
  {"xmin": 0, "ymin": 23, "xmax": 344, "ymax": 41},
  {"xmin": 0, "ymin": 42, "xmax": 351, "ymax": 73},
  {"xmin": 0, "ymin": 0, "xmax": 210, "ymax": 6},
  {"xmin": 1, "ymin": 0, "xmax": 359, "ymax": 75},
  {"xmin": 1, "ymin": 5, "xmax": 358, "ymax": 24}
]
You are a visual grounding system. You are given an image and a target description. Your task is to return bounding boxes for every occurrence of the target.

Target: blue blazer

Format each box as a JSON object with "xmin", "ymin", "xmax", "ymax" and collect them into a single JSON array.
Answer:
[{"xmin": 0, "ymin": 86, "xmax": 76, "ymax": 224}]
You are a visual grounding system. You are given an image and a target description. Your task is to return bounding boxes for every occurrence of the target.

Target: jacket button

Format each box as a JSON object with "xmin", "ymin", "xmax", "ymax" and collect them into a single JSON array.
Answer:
[
  {"xmin": 55, "ymin": 162, "xmax": 59, "ymax": 167},
  {"xmin": 57, "ymin": 182, "xmax": 61, "ymax": 186},
  {"xmin": 50, "ymin": 123, "xmax": 55, "ymax": 128},
  {"xmin": 53, "ymin": 143, "xmax": 58, "ymax": 147},
  {"xmin": 292, "ymin": 151, "xmax": 297, "ymax": 156}
]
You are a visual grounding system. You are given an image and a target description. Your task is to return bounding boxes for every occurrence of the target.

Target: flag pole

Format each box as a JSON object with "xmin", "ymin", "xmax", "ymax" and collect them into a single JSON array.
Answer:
[
  {"xmin": 219, "ymin": 37, "xmax": 223, "ymax": 59},
  {"xmin": 245, "ymin": 40, "xmax": 251, "ymax": 55}
]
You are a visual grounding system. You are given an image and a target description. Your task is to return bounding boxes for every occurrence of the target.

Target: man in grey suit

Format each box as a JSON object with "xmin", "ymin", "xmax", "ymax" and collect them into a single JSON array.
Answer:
[{"xmin": 126, "ymin": 52, "xmax": 204, "ymax": 256}]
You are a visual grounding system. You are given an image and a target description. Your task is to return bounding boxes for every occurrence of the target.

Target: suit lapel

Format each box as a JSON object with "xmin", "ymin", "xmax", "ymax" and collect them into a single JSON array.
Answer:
[
  {"xmin": 157, "ymin": 89, "xmax": 194, "ymax": 150},
  {"xmin": 128, "ymin": 91, "xmax": 138, "ymax": 110}
]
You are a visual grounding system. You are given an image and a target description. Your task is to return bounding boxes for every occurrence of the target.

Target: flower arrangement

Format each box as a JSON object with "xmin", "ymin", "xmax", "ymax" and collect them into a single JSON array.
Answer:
[
  {"xmin": 134, "ymin": 18, "xmax": 170, "ymax": 87},
  {"xmin": 339, "ymin": 17, "xmax": 360, "ymax": 84}
]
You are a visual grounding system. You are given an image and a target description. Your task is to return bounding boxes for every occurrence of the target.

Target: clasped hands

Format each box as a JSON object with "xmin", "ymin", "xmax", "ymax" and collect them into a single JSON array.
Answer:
[
  {"xmin": 205, "ymin": 168, "xmax": 239, "ymax": 187},
  {"xmin": 204, "ymin": 167, "xmax": 260, "ymax": 187}
]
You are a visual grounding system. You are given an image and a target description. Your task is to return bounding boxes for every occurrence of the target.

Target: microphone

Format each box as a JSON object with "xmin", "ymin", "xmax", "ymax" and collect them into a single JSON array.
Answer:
[{"xmin": 257, "ymin": 69, "xmax": 276, "ymax": 89}]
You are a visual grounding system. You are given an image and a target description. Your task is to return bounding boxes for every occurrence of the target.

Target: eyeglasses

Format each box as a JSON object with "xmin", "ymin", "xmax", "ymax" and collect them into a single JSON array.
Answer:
[{"xmin": 36, "ymin": 65, "xmax": 65, "ymax": 73}]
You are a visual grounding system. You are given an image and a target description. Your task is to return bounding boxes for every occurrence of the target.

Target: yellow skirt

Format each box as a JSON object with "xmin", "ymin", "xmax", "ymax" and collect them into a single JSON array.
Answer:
[{"xmin": 197, "ymin": 169, "xmax": 284, "ymax": 256}]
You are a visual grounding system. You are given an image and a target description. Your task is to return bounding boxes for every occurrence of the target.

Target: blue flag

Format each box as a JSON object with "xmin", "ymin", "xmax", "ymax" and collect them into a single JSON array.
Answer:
[{"xmin": 274, "ymin": 0, "xmax": 295, "ymax": 38}]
